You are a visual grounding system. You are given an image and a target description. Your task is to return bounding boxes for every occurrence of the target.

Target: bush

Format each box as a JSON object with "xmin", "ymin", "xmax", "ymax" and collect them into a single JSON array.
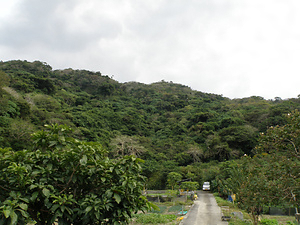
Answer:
[
  {"xmin": 32, "ymin": 94, "xmax": 61, "ymax": 112},
  {"xmin": 0, "ymin": 124, "xmax": 149, "ymax": 224}
]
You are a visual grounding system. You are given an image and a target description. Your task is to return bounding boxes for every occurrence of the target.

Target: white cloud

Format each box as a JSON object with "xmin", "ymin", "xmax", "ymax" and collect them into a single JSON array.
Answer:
[{"xmin": 1, "ymin": 0, "xmax": 300, "ymax": 99}]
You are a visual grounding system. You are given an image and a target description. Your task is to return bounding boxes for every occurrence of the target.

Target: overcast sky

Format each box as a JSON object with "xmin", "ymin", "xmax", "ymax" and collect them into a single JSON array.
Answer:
[{"xmin": 1, "ymin": 0, "xmax": 300, "ymax": 99}]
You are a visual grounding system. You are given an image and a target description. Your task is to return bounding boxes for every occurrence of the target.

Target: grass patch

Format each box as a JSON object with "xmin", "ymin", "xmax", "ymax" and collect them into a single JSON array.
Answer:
[
  {"xmin": 229, "ymin": 217, "xmax": 252, "ymax": 225},
  {"xmin": 260, "ymin": 215, "xmax": 297, "ymax": 225},
  {"xmin": 133, "ymin": 213, "xmax": 177, "ymax": 224}
]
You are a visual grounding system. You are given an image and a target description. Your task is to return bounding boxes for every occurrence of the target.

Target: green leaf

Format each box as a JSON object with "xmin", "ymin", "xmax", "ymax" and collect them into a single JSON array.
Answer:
[
  {"xmin": 47, "ymin": 163, "xmax": 53, "ymax": 170},
  {"xmin": 10, "ymin": 211, "xmax": 18, "ymax": 225},
  {"xmin": 65, "ymin": 207, "xmax": 72, "ymax": 215},
  {"xmin": 19, "ymin": 197, "xmax": 29, "ymax": 203},
  {"xmin": 3, "ymin": 210, "xmax": 10, "ymax": 218},
  {"xmin": 80, "ymin": 155, "xmax": 87, "ymax": 166},
  {"xmin": 42, "ymin": 188, "xmax": 50, "ymax": 198},
  {"xmin": 85, "ymin": 206, "xmax": 93, "ymax": 213},
  {"xmin": 18, "ymin": 203, "xmax": 28, "ymax": 211},
  {"xmin": 114, "ymin": 193, "xmax": 121, "ymax": 204},
  {"xmin": 31, "ymin": 192, "xmax": 39, "ymax": 201},
  {"xmin": 50, "ymin": 204, "xmax": 60, "ymax": 212},
  {"xmin": 29, "ymin": 184, "xmax": 37, "ymax": 190},
  {"xmin": 20, "ymin": 209, "xmax": 28, "ymax": 218}
]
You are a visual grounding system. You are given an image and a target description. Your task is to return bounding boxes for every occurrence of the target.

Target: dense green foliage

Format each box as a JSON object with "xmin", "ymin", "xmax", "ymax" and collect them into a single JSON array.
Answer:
[
  {"xmin": 0, "ymin": 124, "xmax": 149, "ymax": 225},
  {"xmin": 1, "ymin": 60, "xmax": 300, "ymax": 191},
  {"xmin": 216, "ymin": 111, "xmax": 300, "ymax": 225}
]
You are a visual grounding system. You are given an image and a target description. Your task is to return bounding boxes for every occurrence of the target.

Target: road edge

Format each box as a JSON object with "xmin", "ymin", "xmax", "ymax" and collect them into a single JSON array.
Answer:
[{"xmin": 179, "ymin": 202, "xmax": 196, "ymax": 225}]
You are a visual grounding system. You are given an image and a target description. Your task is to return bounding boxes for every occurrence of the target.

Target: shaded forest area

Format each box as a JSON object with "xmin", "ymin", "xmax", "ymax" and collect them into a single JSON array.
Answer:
[{"xmin": 1, "ymin": 60, "xmax": 299, "ymax": 189}]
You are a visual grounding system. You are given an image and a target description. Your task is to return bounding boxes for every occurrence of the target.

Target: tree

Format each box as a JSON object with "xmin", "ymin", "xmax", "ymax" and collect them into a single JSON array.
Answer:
[
  {"xmin": 5, "ymin": 119, "xmax": 36, "ymax": 150},
  {"xmin": 255, "ymin": 110, "xmax": 300, "ymax": 159},
  {"xmin": 205, "ymin": 134, "xmax": 234, "ymax": 161},
  {"xmin": 0, "ymin": 71, "xmax": 10, "ymax": 92},
  {"xmin": 180, "ymin": 182, "xmax": 199, "ymax": 192},
  {"xmin": 167, "ymin": 172, "xmax": 182, "ymax": 190},
  {"xmin": 187, "ymin": 144, "xmax": 204, "ymax": 163},
  {"xmin": 218, "ymin": 125, "xmax": 258, "ymax": 155},
  {"xmin": 217, "ymin": 156, "xmax": 272, "ymax": 225},
  {"xmin": 217, "ymin": 110, "xmax": 300, "ymax": 225},
  {"xmin": 254, "ymin": 110, "xmax": 300, "ymax": 209},
  {"xmin": 110, "ymin": 135, "xmax": 145, "ymax": 158},
  {"xmin": 0, "ymin": 124, "xmax": 150, "ymax": 225}
]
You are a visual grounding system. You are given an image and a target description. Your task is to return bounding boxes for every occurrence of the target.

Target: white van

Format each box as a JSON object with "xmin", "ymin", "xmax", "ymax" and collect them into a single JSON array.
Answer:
[{"xmin": 202, "ymin": 182, "xmax": 210, "ymax": 191}]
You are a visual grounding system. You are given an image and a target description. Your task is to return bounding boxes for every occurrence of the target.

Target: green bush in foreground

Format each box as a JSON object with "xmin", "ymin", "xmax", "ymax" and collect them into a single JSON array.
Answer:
[{"xmin": 0, "ymin": 124, "xmax": 150, "ymax": 225}]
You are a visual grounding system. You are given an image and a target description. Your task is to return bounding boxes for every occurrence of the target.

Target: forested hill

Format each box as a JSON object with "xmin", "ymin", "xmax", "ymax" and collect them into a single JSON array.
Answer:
[{"xmin": 1, "ymin": 60, "xmax": 300, "ymax": 188}]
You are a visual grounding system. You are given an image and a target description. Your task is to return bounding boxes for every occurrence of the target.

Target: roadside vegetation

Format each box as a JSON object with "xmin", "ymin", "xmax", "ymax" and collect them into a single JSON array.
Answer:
[
  {"xmin": 215, "ymin": 195, "xmax": 298, "ymax": 225},
  {"xmin": 129, "ymin": 194, "xmax": 194, "ymax": 225}
]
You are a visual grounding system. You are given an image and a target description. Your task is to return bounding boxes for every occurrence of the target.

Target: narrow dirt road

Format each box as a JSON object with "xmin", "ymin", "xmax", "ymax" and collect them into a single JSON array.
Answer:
[{"xmin": 180, "ymin": 191, "xmax": 228, "ymax": 225}]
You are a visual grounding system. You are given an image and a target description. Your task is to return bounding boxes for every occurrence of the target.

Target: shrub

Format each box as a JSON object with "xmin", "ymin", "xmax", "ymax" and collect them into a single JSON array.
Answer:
[{"xmin": 0, "ymin": 124, "xmax": 150, "ymax": 224}]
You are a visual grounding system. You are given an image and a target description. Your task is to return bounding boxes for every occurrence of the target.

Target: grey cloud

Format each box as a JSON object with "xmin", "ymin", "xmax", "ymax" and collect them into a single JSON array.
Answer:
[
  {"xmin": 0, "ymin": 0, "xmax": 122, "ymax": 51},
  {"xmin": 1, "ymin": 0, "xmax": 300, "ymax": 99}
]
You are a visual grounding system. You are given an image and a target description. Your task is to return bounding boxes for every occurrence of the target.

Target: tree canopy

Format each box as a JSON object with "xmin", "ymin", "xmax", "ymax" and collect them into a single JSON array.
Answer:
[{"xmin": 0, "ymin": 124, "xmax": 150, "ymax": 225}]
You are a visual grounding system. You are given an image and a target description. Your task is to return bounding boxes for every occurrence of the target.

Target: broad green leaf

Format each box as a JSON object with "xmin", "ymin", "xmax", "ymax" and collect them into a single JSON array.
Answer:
[
  {"xmin": 42, "ymin": 188, "xmax": 50, "ymax": 198},
  {"xmin": 19, "ymin": 203, "xmax": 28, "ymax": 211},
  {"xmin": 20, "ymin": 209, "xmax": 28, "ymax": 217},
  {"xmin": 114, "ymin": 193, "xmax": 121, "ymax": 204},
  {"xmin": 31, "ymin": 192, "xmax": 39, "ymax": 201},
  {"xmin": 3, "ymin": 209, "xmax": 10, "ymax": 218},
  {"xmin": 19, "ymin": 197, "xmax": 29, "ymax": 203},
  {"xmin": 51, "ymin": 204, "xmax": 60, "ymax": 212},
  {"xmin": 10, "ymin": 211, "xmax": 18, "ymax": 225},
  {"xmin": 85, "ymin": 206, "xmax": 93, "ymax": 213},
  {"xmin": 29, "ymin": 184, "xmax": 37, "ymax": 190}
]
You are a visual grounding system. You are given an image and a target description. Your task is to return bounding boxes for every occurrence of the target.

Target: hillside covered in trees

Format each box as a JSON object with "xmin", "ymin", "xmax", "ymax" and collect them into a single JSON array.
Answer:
[{"xmin": 0, "ymin": 60, "xmax": 300, "ymax": 190}]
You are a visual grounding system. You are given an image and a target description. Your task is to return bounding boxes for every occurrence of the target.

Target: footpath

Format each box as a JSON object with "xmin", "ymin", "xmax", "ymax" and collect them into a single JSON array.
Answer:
[{"xmin": 180, "ymin": 191, "xmax": 228, "ymax": 225}]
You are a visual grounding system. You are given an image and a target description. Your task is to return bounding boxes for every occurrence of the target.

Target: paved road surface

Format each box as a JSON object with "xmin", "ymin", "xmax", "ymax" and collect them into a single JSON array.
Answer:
[{"xmin": 180, "ymin": 191, "xmax": 228, "ymax": 225}]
